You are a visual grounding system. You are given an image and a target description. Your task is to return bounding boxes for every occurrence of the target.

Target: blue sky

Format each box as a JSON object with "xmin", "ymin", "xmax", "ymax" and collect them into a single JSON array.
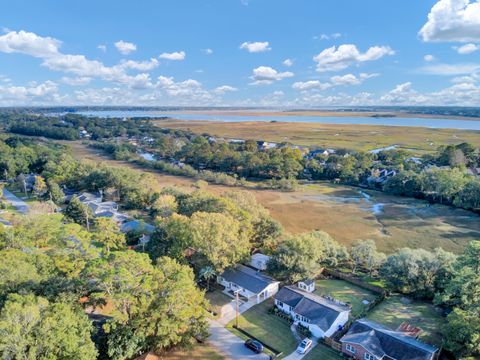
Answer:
[{"xmin": 0, "ymin": 0, "xmax": 479, "ymax": 106}]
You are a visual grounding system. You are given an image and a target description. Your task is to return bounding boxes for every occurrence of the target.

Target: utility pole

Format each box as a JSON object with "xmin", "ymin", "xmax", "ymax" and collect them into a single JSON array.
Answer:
[{"xmin": 235, "ymin": 290, "xmax": 239, "ymax": 328}]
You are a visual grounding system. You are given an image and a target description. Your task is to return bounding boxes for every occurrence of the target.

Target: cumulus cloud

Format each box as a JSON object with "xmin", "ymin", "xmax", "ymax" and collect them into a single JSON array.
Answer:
[
  {"xmin": 292, "ymin": 73, "xmax": 377, "ymax": 91},
  {"xmin": 240, "ymin": 41, "xmax": 271, "ymax": 53},
  {"xmin": 0, "ymin": 30, "xmax": 60, "ymax": 57},
  {"xmin": 314, "ymin": 33, "xmax": 342, "ymax": 40},
  {"xmin": 283, "ymin": 58, "xmax": 294, "ymax": 67},
  {"xmin": 118, "ymin": 58, "xmax": 159, "ymax": 71},
  {"xmin": 455, "ymin": 43, "xmax": 480, "ymax": 54},
  {"xmin": 424, "ymin": 54, "xmax": 436, "ymax": 62},
  {"xmin": 250, "ymin": 66, "xmax": 293, "ymax": 85},
  {"xmin": 0, "ymin": 80, "xmax": 64, "ymax": 105},
  {"xmin": 419, "ymin": 0, "xmax": 480, "ymax": 42},
  {"xmin": 202, "ymin": 48, "xmax": 213, "ymax": 55},
  {"xmin": 97, "ymin": 44, "xmax": 106, "ymax": 52},
  {"xmin": 419, "ymin": 62, "xmax": 480, "ymax": 75},
  {"xmin": 292, "ymin": 80, "xmax": 332, "ymax": 91},
  {"xmin": 159, "ymin": 51, "xmax": 186, "ymax": 60},
  {"xmin": 0, "ymin": 30, "xmax": 158, "ymax": 89},
  {"xmin": 313, "ymin": 44, "xmax": 394, "ymax": 72},
  {"xmin": 61, "ymin": 76, "xmax": 92, "ymax": 86},
  {"xmin": 213, "ymin": 85, "xmax": 238, "ymax": 94},
  {"xmin": 114, "ymin": 40, "xmax": 136, "ymax": 55}
]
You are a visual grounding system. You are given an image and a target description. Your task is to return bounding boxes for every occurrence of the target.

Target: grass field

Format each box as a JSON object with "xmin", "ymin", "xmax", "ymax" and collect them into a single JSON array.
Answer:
[
  {"xmin": 366, "ymin": 295, "xmax": 446, "ymax": 347},
  {"xmin": 158, "ymin": 343, "xmax": 224, "ymax": 360},
  {"xmin": 154, "ymin": 119, "xmax": 480, "ymax": 153},
  {"xmin": 303, "ymin": 342, "xmax": 343, "ymax": 360},
  {"xmin": 63, "ymin": 141, "xmax": 480, "ymax": 254},
  {"xmin": 205, "ymin": 291, "xmax": 233, "ymax": 319},
  {"xmin": 226, "ymin": 299, "xmax": 297, "ymax": 358},
  {"xmin": 314, "ymin": 279, "xmax": 378, "ymax": 317}
]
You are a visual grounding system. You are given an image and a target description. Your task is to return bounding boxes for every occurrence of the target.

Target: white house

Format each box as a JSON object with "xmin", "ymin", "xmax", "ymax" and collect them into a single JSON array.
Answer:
[
  {"xmin": 217, "ymin": 265, "xmax": 279, "ymax": 304},
  {"xmin": 274, "ymin": 286, "xmax": 351, "ymax": 338},
  {"xmin": 249, "ymin": 253, "xmax": 271, "ymax": 271},
  {"xmin": 297, "ymin": 279, "xmax": 315, "ymax": 293}
]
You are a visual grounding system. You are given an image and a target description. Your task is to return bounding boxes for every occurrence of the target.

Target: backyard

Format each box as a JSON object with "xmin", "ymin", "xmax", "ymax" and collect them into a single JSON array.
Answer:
[
  {"xmin": 204, "ymin": 290, "xmax": 233, "ymax": 319},
  {"xmin": 366, "ymin": 295, "xmax": 446, "ymax": 347},
  {"xmin": 226, "ymin": 299, "xmax": 298, "ymax": 358},
  {"xmin": 314, "ymin": 279, "xmax": 379, "ymax": 317}
]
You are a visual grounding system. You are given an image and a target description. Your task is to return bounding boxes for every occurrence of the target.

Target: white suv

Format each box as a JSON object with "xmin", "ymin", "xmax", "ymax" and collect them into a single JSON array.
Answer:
[{"xmin": 296, "ymin": 338, "xmax": 313, "ymax": 354}]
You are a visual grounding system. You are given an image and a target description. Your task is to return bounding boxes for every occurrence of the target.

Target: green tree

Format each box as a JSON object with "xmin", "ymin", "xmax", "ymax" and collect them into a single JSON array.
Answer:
[
  {"xmin": 190, "ymin": 211, "xmax": 250, "ymax": 272},
  {"xmin": 351, "ymin": 239, "xmax": 386, "ymax": 275},
  {"xmin": 94, "ymin": 217, "xmax": 126, "ymax": 254},
  {"xmin": 0, "ymin": 293, "xmax": 97, "ymax": 360},
  {"xmin": 64, "ymin": 197, "xmax": 94, "ymax": 230},
  {"xmin": 47, "ymin": 180, "xmax": 65, "ymax": 205}
]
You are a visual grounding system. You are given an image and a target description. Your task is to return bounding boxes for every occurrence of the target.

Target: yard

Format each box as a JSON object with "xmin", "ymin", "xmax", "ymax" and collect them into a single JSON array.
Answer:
[
  {"xmin": 158, "ymin": 343, "xmax": 224, "ymax": 360},
  {"xmin": 366, "ymin": 295, "xmax": 446, "ymax": 347},
  {"xmin": 314, "ymin": 279, "xmax": 378, "ymax": 317},
  {"xmin": 204, "ymin": 290, "xmax": 234, "ymax": 319},
  {"xmin": 226, "ymin": 299, "xmax": 298, "ymax": 358},
  {"xmin": 303, "ymin": 342, "xmax": 343, "ymax": 360}
]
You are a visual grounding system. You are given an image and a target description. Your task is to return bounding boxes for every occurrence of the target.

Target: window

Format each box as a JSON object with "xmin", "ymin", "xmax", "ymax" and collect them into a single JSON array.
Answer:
[
  {"xmin": 345, "ymin": 344, "xmax": 356, "ymax": 353},
  {"xmin": 364, "ymin": 353, "xmax": 375, "ymax": 360},
  {"xmin": 277, "ymin": 301, "xmax": 284, "ymax": 307}
]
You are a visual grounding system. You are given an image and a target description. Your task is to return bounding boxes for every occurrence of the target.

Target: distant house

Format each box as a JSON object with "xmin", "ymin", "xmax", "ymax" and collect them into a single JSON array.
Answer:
[
  {"xmin": 217, "ymin": 264, "xmax": 280, "ymax": 304},
  {"xmin": 367, "ymin": 169, "xmax": 397, "ymax": 185},
  {"xmin": 258, "ymin": 141, "xmax": 277, "ymax": 150},
  {"xmin": 340, "ymin": 319, "xmax": 438, "ymax": 360},
  {"xmin": 274, "ymin": 285, "xmax": 350, "ymax": 338},
  {"xmin": 76, "ymin": 192, "xmax": 129, "ymax": 224},
  {"xmin": 297, "ymin": 279, "xmax": 315, "ymax": 293},
  {"xmin": 249, "ymin": 253, "xmax": 271, "ymax": 271},
  {"xmin": 120, "ymin": 220, "xmax": 155, "ymax": 234}
]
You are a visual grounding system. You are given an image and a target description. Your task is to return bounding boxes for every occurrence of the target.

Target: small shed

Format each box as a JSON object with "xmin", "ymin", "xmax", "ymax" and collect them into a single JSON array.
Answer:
[
  {"xmin": 298, "ymin": 279, "xmax": 315, "ymax": 293},
  {"xmin": 249, "ymin": 253, "xmax": 271, "ymax": 271}
]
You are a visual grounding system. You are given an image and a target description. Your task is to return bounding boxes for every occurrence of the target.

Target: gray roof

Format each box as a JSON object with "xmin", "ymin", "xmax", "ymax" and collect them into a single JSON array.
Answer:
[
  {"xmin": 274, "ymin": 286, "xmax": 350, "ymax": 331},
  {"xmin": 120, "ymin": 220, "xmax": 155, "ymax": 234},
  {"xmin": 299, "ymin": 279, "xmax": 315, "ymax": 286},
  {"xmin": 340, "ymin": 319, "xmax": 438, "ymax": 360},
  {"xmin": 220, "ymin": 265, "xmax": 279, "ymax": 294}
]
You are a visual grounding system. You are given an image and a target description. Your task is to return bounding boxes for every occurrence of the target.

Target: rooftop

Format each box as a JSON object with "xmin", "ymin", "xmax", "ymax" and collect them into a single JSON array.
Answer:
[{"xmin": 220, "ymin": 264, "xmax": 278, "ymax": 294}]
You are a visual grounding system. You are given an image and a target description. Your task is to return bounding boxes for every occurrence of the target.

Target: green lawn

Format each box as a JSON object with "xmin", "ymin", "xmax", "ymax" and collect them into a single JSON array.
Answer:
[
  {"xmin": 205, "ymin": 290, "xmax": 233, "ymax": 319},
  {"xmin": 366, "ymin": 295, "xmax": 445, "ymax": 347},
  {"xmin": 226, "ymin": 299, "xmax": 297, "ymax": 358},
  {"xmin": 303, "ymin": 342, "xmax": 344, "ymax": 360},
  {"xmin": 314, "ymin": 279, "xmax": 378, "ymax": 317}
]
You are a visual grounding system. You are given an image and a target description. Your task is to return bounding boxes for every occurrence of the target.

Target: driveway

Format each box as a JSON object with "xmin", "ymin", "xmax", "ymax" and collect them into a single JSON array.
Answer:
[
  {"xmin": 208, "ymin": 319, "xmax": 270, "ymax": 360},
  {"xmin": 2, "ymin": 189, "xmax": 29, "ymax": 214}
]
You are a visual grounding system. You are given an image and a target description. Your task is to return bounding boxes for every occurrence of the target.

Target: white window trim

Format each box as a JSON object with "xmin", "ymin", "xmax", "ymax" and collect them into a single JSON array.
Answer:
[
  {"xmin": 364, "ymin": 353, "xmax": 375, "ymax": 360},
  {"xmin": 346, "ymin": 344, "xmax": 356, "ymax": 353}
]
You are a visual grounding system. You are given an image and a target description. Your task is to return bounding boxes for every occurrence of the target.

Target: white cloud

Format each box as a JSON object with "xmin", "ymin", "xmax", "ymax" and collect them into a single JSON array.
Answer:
[
  {"xmin": 0, "ymin": 30, "xmax": 60, "ymax": 57},
  {"xmin": 283, "ymin": 58, "xmax": 294, "ymax": 67},
  {"xmin": 114, "ymin": 40, "xmax": 136, "ymax": 55},
  {"xmin": 202, "ymin": 48, "xmax": 213, "ymax": 55},
  {"xmin": 61, "ymin": 76, "xmax": 92, "ymax": 86},
  {"xmin": 97, "ymin": 44, "xmax": 106, "ymax": 52},
  {"xmin": 0, "ymin": 80, "xmax": 64, "ymax": 105},
  {"xmin": 292, "ymin": 80, "xmax": 332, "ymax": 91},
  {"xmin": 0, "ymin": 30, "xmax": 156, "ymax": 89},
  {"xmin": 240, "ymin": 41, "xmax": 271, "ymax": 53},
  {"xmin": 313, "ymin": 44, "xmax": 394, "ymax": 72},
  {"xmin": 380, "ymin": 82, "xmax": 428, "ymax": 104},
  {"xmin": 314, "ymin": 33, "xmax": 342, "ymax": 40},
  {"xmin": 424, "ymin": 54, "xmax": 435, "ymax": 62},
  {"xmin": 213, "ymin": 85, "xmax": 238, "ymax": 94},
  {"xmin": 159, "ymin": 51, "xmax": 186, "ymax": 60},
  {"xmin": 420, "ymin": 0, "xmax": 480, "ymax": 42},
  {"xmin": 118, "ymin": 58, "xmax": 159, "ymax": 71},
  {"xmin": 250, "ymin": 66, "xmax": 293, "ymax": 85},
  {"xmin": 419, "ymin": 62, "xmax": 480, "ymax": 75},
  {"xmin": 455, "ymin": 43, "xmax": 480, "ymax": 54}
]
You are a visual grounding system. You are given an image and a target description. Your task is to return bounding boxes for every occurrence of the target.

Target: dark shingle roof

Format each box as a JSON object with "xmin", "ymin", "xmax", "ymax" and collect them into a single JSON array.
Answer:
[
  {"xmin": 220, "ymin": 265, "xmax": 278, "ymax": 294},
  {"xmin": 274, "ymin": 286, "xmax": 350, "ymax": 331},
  {"xmin": 341, "ymin": 319, "xmax": 438, "ymax": 360}
]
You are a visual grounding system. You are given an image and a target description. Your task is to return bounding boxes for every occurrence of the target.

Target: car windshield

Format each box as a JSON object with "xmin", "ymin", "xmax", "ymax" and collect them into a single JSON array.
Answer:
[{"xmin": 299, "ymin": 343, "xmax": 306, "ymax": 348}]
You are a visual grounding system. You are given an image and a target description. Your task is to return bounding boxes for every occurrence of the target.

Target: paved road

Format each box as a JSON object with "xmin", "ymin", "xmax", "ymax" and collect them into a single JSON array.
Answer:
[
  {"xmin": 208, "ymin": 319, "xmax": 270, "ymax": 360},
  {"xmin": 2, "ymin": 189, "xmax": 29, "ymax": 214},
  {"xmin": 282, "ymin": 339, "xmax": 318, "ymax": 360}
]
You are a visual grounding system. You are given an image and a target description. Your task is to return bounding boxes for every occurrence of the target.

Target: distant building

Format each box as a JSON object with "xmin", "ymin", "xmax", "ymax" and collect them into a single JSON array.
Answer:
[
  {"xmin": 249, "ymin": 253, "xmax": 271, "ymax": 271},
  {"xmin": 297, "ymin": 279, "xmax": 315, "ymax": 293},
  {"xmin": 340, "ymin": 319, "xmax": 438, "ymax": 360}
]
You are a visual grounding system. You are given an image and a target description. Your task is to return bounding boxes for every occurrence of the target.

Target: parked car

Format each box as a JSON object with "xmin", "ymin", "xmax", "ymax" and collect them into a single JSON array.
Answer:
[
  {"xmin": 296, "ymin": 338, "xmax": 313, "ymax": 354},
  {"xmin": 244, "ymin": 339, "xmax": 264, "ymax": 353}
]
